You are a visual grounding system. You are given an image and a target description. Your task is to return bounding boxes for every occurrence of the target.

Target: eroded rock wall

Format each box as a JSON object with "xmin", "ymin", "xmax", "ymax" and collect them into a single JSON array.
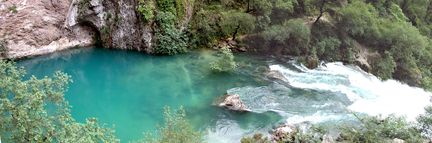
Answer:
[
  {"xmin": 66, "ymin": 0, "xmax": 153, "ymax": 52},
  {"xmin": 0, "ymin": 0, "xmax": 95, "ymax": 59}
]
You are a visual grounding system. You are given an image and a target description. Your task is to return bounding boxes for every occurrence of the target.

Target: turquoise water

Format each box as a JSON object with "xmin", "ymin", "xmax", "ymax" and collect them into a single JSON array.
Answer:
[
  {"xmin": 18, "ymin": 48, "xmax": 281, "ymax": 142},
  {"xmin": 18, "ymin": 48, "xmax": 432, "ymax": 142}
]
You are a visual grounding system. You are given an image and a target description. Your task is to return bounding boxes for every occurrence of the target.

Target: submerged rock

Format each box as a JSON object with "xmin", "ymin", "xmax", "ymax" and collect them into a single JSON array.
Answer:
[
  {"xmin": 266, "ymin": 70, "xmax": 287, "ymax": 81},
  {"xmin": 218, "ymin": 94, "xmax": 251, "ymax": 112}
]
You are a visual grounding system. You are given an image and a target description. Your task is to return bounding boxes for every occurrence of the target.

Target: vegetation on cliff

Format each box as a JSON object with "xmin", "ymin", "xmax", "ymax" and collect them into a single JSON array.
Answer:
[{"xmin": 183, "ymin": 0, "xmax": 432, "ymax": 90}]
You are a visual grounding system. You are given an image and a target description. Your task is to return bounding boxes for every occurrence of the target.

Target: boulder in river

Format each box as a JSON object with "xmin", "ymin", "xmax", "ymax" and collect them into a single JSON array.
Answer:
[{"xmin": 218, "ymin": 94, "xmax": 251, "ymax": 112}]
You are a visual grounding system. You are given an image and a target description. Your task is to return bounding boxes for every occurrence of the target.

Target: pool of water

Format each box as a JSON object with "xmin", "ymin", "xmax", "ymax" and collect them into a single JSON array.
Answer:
[
  {"xmin": 18, "ymin": 47, "xmax": 432, "ymax": 142},
  {"xmin": 18, "ymin": 48, "xmax": 278, "ymax": 142}
]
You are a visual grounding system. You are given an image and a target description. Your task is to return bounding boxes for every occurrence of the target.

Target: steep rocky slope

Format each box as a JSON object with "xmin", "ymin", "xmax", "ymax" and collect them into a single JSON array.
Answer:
[{"xmin": 0, "ymin": 0, "xmax": 95, "ymax": 59}]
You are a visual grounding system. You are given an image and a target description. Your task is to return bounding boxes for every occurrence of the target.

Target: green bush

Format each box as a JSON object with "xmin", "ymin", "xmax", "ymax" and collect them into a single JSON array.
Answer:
[
  {"xmin": 0, "ymin": 61, "xmax": 118, "ymax": 142},
  {"xmin": 314, "ymin": 37, "xmax": 341, "ymax": 61},
  {"xmin": 340, "ymin": 114, "xmax": 423, "ymax": 143},
  {"xmin": 156, "ymin": 0, "xmax": 176, "ymax": 14},
  {"xmin": 262, "ymin": 19, "xmax": 311, "ymax": 55},
  {"xmin": 338, "ymin": 1, "xmax": 379, "ymax": 38},
  {"xmin": 137, "ymin": 0, "xmax": 155, "ymax": 22},
  {"xmin": 417, "ymin": 106, "xmax": 432, "ymax": 138},
  {"xmin": 140, "ymin": 106, "xmax": 203, "ymax": 143},
  {"xmin": 8, "ymin": 5, "xmax": 17, "ymax": 13},
  {"xmin": 189, "ymin": 8, "xmax": 223, "ymax": 48},
  {"xmin": 371, "ymin": 51, "xmax": 397, "ymax": 80},
  {"xmin": 210, "ymin": 47, "xmax": 237, "ymax": 72},
  {"xmin": 154, "ymin": 12, "xmax": 188, "ymax": 55},
  {"xmin": 220, "ymin": 11, "xmax": 256, "ymax": 40}
]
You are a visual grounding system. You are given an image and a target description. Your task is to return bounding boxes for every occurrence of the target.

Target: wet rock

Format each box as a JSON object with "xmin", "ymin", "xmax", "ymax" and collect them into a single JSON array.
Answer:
[
  {"xmin": 306, "ymin": 56, "xmax": 319, "ymax": 69},
  {"xmin": 392, "ymin": 138, "xmax": 405, "ymax": 143},
  {"xmin": 271, "ymin": 124, "xmax": 297, "ymax": 142},
  {"xmin": 218, "ymin": 94, "xmax": 251, "ymax": 112},
  {"xmin": 266, "ymin": 70, "xmax": 287, "ymax": 82}
]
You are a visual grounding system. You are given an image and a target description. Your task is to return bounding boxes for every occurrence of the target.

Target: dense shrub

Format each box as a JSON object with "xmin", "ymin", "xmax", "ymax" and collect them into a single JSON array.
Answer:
[
  {"xmin": 220, "ymin": 11, "xmax": 256, "ymax": 40},
  {"xmin": 210, "ymin": 47, "xmax": 237, "ymax": 72},
  {"xmin": 262, "ymin": 18, "xmax": 311, "ymax": 55},
  {"xmin": 137, "ymin": 0, "xmax": 155, "ymax": 22},
  {"xmin": 140, "ymin": 106, "xmax": 203, "ymax": 143},
  {"xmin": 340, "ymin": 114, "xmax": 423, "ymax": 143},
  {"xmin": 371, "ymin": 51, "xmax": 397, "ymax": 80},
  {"xmin": 314, "ymin": 37, "xmax": 341, "ymax": 61},
  {"xmin": 154, "ymin": 12, "xmax": 188, "ymax": 55},
  {"xmin": 0, "ymin": 61, "xmax": 118, "ymax": 142},
  {"xmin": 338, "ymin": 1, "xmax": 380, "ymax": 39}
]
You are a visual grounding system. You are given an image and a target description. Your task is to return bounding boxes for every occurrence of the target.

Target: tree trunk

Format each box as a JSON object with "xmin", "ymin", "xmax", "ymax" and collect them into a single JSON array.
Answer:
[
  {"xmin": 232, "ymin": 24, "xmax": 240, "ymax": 41},
  {"xmin": 314, "ymin": 0, "xmax": 326, "ymax": 24}
]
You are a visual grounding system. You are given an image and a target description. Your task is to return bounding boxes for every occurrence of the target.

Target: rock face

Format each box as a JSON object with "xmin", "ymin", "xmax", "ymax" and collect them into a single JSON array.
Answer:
[
  {"xmin": 66, "ymin": 0, "xmax": 153, "ymax": 52},
  {"xmin": 0, "ymin": 0, "xmax": 95, "ymax": 59},
  {"xmin": 0, "ymin": 0, "xmax": 193, "ymax": 59},
  {"xmin": 218, "ymin": 94, "xmax": 251, "ymax": 112}
]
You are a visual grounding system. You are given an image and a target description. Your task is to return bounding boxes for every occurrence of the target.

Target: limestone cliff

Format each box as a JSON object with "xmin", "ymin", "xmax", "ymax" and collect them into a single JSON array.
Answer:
[
  {"xmin": 0, "ymin": 0, "xmax": 95, "ymax": 59},
  {"xmin": 66, "ymin": 0, "xmax": 153, "ymax": 52},
  {"xmin": 0, "ymin": 0, "xmax": 193, "ymax": 59}
]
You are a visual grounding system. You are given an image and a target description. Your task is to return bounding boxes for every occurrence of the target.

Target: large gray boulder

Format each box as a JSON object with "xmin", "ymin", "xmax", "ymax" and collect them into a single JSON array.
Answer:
[{"xmin": 218, "ymin": 94, "xmax": 251, "ymax": 112}]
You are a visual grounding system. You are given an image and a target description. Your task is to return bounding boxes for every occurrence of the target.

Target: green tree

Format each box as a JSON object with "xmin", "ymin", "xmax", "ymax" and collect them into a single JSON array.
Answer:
[
  {"xmin": 221, "ymin": 11, "xmax": 256, "ymax": 40},
  {"xmin": 154, "ymin": 12, "xmax": 188, "ymax": 55},
  {"xmin": 371, "ymin": 51, "xmax": 397, "ymax": 80},
  {"xmin": 0, "ymin": 60, "xmax": 118, "ymax": 142},
  {"xmin": 140, "ymin": 106, "xmax": 203, "ymax": 143},
  {"xmin": 338, "ymin": 1, "xmax": 380, "ymax": 38},
  {"xmin": 262, "ymin": 19, "xmax": 311, "ymax": 55}
]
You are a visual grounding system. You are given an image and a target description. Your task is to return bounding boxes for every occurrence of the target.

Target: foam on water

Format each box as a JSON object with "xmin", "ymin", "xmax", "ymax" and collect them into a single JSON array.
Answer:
[{"xmin": 269, "ymin": 62, "xmax": 432, "ymax": 121}]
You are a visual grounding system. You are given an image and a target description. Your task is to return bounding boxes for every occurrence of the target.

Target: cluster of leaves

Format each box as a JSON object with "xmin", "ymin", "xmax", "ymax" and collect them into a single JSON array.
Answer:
[
  {"xmin": 8, "ymin": 5, "xmax": 17, "ymax": 13},
  {"xmin": 0, "ymin": 60, "xmax": 118, "ymax": 142},
  {"xmin": 154, "ymin": 12, "xmax": 188, "ymax": 55},
  {"xmin": 339, "ymin": 114, "xmax": 423, "ymax": 143},
  {"xmin": 150, "ymin": 0, "xmax": 189, "ymax": 55},
  {"xmin": 138, "ymin": 106, "xmax": 203, "ymax": 143},
  {"xmin": 241, "ymin": 109, "xmax": 432, "ymax": 143},
  {"xmin": 137, "ymin": 0, "xmax": 156, "ymax": 22},
  {"xmin": 262, "ymin": 18, "xmax": 311, "ymax": 56},
  {"xmin": 210, "ymin": 47, "xmax": 237, "ymax": 72}
]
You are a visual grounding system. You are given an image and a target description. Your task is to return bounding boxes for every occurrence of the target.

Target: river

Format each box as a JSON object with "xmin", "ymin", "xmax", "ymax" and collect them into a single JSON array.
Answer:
[{"xmin": 18, "ymin": 48, "xmax": 432, "ymax": 142}]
